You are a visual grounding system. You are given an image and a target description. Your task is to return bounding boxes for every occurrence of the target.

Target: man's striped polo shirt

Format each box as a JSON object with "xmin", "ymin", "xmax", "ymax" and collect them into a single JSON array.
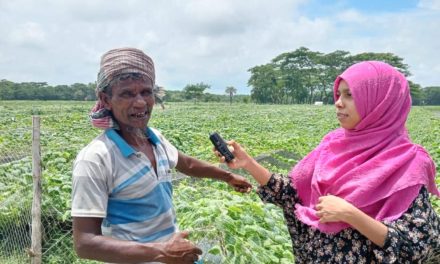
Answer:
[{"xmin": 71, "ymin": 127, "xmax": 179, "ymax": 243}]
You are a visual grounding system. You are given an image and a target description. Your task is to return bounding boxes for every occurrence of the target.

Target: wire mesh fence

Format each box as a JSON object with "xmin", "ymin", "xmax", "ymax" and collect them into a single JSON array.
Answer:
[
  {"xmin": 0, "ymin": 128, "xmax": 33, "ymax": 263},
  {"xmin": 0, "ymin": 122, "xmax": 95, "ymax": 263}
]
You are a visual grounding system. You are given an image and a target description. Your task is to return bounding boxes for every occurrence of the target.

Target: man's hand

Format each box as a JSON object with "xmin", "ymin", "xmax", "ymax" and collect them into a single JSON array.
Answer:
[
  {"xmin": 157, "ymin": 231, "xmax": 202, "ymax": 264},
  {"xmin": 226, "ymin": 173, "xmax": 252, "ymax": 193},
  {"xmin": 315, "ymin": 195, "xmax": 356, "ymax": 223}
]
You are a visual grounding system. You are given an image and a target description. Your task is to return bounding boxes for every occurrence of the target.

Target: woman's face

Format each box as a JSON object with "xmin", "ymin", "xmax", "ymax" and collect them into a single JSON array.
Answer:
[{"xmin": 335, "ymin": 80, "xmax": 361, "ymax": 130}]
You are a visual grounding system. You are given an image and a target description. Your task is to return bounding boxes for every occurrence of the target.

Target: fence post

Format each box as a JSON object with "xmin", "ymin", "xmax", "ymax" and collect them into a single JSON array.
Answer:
[{"xmin": 31, "ymin": 116, "xmax": 42, "ymax": 264}]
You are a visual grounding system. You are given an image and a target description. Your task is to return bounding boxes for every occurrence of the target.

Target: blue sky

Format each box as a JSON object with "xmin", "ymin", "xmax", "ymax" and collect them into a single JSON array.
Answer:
[
  {"xmin": 301, "ymin": 0, "xmax": 420, "ymax": 16},
  {"xmin": 0, "ymin": 0, "xmax": 439, "ymax": 94}
]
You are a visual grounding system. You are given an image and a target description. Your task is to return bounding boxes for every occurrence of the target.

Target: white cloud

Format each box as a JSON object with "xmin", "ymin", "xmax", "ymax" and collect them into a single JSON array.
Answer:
[
  {"xmin": 327, "ymin": 8, "xmax": 440, "ymax": 87},
  {"xmin": 336, "ymin": 9, "xmax": 366, "ymax": 23},
  {"xmin": 0, "ymin": 0, "xmax": 439, "ymax": 93},
  {"xmin": 418, "ymin": 0, "xmax": 440, "ymax": 10},
  {"xmin": 8, "ymin": 22, "xmax": 46, "ymax": 47}
]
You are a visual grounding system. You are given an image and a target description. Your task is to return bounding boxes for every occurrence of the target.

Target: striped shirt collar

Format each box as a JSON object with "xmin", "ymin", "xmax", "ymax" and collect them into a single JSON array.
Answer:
[{"xmin": 105, "ymin": 127, "xmax": 161, "ymax": 158}]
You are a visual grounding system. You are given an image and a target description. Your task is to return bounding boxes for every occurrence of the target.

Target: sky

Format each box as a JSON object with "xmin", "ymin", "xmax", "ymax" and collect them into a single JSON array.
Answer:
[{"xmin": 0, "ymin": 0, "xmax": 439, "ymax": 95}]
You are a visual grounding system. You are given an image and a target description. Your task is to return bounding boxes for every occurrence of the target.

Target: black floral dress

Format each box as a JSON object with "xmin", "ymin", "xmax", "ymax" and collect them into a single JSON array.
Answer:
[{"xmin": 257, "ymin": 174, "xmax": 440, "ymax": 263}]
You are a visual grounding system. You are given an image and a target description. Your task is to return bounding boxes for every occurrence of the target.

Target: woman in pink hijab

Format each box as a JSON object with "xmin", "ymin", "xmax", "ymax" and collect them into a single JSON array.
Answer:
[{"xmin": 218, "ymin": 61, "xmax": 440, "ymax": 263}]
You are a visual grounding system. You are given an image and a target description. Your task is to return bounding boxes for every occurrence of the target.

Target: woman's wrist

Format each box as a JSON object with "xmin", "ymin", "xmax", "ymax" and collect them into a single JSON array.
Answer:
[
  {"xmin": 343, "ymin": 205, "xmax": 388, "ymax": 247},
  {"xmin": 242, "ymin": 158, "xmax": 271, "ymax": 186},
  {"xmin": 342, "ymin": 204, "xmax": 359, "ymax": 224},
  {"xmin": 242, "ymin": 156, "xmax": 258, "ymax": 171}
]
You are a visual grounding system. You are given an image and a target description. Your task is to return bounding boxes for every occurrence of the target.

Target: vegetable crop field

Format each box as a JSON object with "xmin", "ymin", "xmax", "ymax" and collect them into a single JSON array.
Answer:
[{"xmin": 0, "ymin": 101, "xmax": 439, "ymax": 263}]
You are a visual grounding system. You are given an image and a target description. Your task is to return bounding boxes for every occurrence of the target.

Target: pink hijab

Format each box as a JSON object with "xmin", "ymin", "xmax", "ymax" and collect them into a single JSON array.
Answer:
[{"xmin": 290, "ymin": 61, "xmax": 439, "ymax": 234}]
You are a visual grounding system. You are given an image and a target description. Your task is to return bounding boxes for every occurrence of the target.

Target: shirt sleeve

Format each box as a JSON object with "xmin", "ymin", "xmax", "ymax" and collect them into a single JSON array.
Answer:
[
  {"xmin": 71, "ymin": 159, "xmax": 110, "ymax": 218},
  {"xmin": 373, "ymin": 187, "xmax": 440, "ymax": 263},
  {"xmin": 256, "ymin": 173, "xmax": 301, "ymax": 208}
]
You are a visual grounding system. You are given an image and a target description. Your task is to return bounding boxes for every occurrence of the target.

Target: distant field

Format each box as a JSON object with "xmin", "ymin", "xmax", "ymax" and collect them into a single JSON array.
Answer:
[{"xmin": 0, "ymin": 101, "xmax": 439, "ymax": 263}]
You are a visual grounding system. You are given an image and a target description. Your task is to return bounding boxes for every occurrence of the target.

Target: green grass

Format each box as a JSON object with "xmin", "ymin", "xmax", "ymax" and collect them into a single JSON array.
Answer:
[{"xmin": 0, "ymin": 101, "xmax": 439, "ymax": 263}]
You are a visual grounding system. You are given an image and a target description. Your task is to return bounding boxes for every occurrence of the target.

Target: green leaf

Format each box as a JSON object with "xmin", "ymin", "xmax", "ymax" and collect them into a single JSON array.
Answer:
[{"xmin": 208, "ymin": 245, "xmax": 221, "ymax": 255}]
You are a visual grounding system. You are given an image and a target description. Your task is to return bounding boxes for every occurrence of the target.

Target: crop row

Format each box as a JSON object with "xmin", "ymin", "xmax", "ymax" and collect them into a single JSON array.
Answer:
[{"xmin": 0, "ymin": 101, "xmax": 439, "ymax": 263}]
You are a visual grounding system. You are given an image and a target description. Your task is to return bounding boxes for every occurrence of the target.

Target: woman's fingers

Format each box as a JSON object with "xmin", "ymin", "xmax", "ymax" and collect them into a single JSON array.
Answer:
[
  {"xmin": 315, "ymin": 210, "xmax": 323, "ymax": 217},
  {"xmin": 212, "ymin": 148, "xmax": 227, "ymax": 163}
]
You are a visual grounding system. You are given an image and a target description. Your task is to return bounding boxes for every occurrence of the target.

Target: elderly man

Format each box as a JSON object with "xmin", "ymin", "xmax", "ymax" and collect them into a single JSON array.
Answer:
[{"xmin": 71, "ymin": 47, "xmax": 252, "ymax": 264}]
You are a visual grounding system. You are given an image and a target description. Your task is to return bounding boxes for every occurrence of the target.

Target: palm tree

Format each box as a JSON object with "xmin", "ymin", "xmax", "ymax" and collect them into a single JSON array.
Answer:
[{"xmin": 225, "ymin": 86, "xmax": 237, "ymax": 105}]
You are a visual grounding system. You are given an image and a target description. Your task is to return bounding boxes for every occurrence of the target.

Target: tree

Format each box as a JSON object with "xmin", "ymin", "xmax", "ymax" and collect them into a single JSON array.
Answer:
[
  {"xmin": 70, "ymin": 83, "xmax": 89, "ymax": 100},
  {"xmin": 225, "ymin": 86, "xmax": 237, "ymax": 105},
  {"xmin": 316, "ymin": 50, "xmax": 352, "ymax": 104},
  {"xmin": 272, "ymin": 47, "xmax": 322, "ymax": 104},
  {"xmin": 350, "ymin": 52, "xmax": 410, "ymax": 76},
  {"xmin": 183, "ymin": 82, "xmax": 210, "ymax": 103},
  {"xmin": 248, "ymin": 64, "xmax": 280, "ymax": 103},
  {"xmin": 423, "ymin": 86, "xmax": 440, "ymax": 105},
  {"xmin": 0, "ymin": 79, "xmax": 15, "ymax": 99},
  {"xmin": 163, "ymin": 90, "xmax": 185, "ymax": 102},
  {"xmin": 248, "ymin": 48, "xmax": 416, "ymax": 105},
  {"xmin": 408, "ymin": 81, "xmax": 423, "ymax": 105}
]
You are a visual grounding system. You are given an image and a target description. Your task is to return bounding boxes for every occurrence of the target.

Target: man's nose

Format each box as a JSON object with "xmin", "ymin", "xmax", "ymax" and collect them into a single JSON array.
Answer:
[{"xmin": 133, "ymin": 94, "xmax": 147, "ymax": 106}]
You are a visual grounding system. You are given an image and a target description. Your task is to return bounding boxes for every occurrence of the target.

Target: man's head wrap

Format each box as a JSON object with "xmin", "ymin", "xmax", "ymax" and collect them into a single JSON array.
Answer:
[{"xmin": 90, "ymin": 47, "xmax": 155, "ymax": 129}]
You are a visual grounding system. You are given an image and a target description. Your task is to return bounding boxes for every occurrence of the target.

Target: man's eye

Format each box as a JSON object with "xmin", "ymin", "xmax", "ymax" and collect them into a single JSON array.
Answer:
[
  {"xmin": 142, "ymin": 90, "xmax": 153, "ymax": 96},
  {"xmin": 121, "ymin": 92, "xmax": 134, "ymax": 97}
]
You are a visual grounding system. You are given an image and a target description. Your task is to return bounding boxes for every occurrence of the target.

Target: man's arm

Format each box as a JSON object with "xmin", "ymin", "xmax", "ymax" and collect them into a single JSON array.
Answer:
[
  {"xmin": 176, "ymin": 152, "xmax": 232, "ymax": 181},
  {"xmin": 176, "ymin": 151, "xmax": 252, "ymax": 192},
  {"xmin": 73, "ymin": 217, "xmax": 201, "ymax": 264}
]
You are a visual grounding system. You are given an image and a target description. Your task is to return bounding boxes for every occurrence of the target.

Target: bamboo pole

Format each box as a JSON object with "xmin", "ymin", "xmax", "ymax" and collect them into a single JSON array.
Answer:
[{"xmin": 31, "ymin": 116, "xmax": 42, "ymax": 264}]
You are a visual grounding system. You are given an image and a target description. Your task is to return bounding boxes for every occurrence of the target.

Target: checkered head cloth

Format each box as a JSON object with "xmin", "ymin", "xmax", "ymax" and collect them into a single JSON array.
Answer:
[
  {"xmin": 97, "ymin": 47, "xmax": 155, "ymax": 92},
  {"xmin": 90, "ymin": 47, "xmax": 155, "ymax": 129}
]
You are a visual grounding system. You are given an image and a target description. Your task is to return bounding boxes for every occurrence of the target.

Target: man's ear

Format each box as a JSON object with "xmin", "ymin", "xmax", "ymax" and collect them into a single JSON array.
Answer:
[{"xmin": 98, "ymin": 92, "xmax": 111, "ymax": 110}]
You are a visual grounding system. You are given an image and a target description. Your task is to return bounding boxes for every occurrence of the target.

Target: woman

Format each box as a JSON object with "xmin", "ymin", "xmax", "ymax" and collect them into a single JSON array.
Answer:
[{"xmin": 218, "ymin": 61, "xmax": 440, "ymax": 263}]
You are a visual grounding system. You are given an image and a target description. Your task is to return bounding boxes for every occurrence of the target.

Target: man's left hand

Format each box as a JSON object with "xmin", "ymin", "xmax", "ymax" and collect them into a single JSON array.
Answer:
[{"xmin": 226, "ymin": 174, "xmax": 252, "ymax": 193}]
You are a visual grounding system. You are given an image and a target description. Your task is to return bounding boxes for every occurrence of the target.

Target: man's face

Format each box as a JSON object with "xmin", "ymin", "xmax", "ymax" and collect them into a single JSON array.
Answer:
[{"xmin": 102, "ymin": 78, "xmax": 155, "ymax": 130}]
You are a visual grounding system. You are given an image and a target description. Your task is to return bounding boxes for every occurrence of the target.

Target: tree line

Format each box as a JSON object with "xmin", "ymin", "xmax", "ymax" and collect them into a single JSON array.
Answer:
[
  {"xmin": 0, "ymin": 80, "xmax": 96, "ymax": 101},
  {"xmin": 248, "ymin": 47, "xmax": 439, "ymax": 105},
  {"xmin": 1, "ymin": 47, "xmax": 440, "ymax": 105},
  {"xmin": 0, "ymin": 79, "xmax": 251, "ymax": 104}
]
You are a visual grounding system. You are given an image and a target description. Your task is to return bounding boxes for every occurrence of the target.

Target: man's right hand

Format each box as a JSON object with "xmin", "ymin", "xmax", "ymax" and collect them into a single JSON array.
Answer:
[{"xmin": 157, "ymin": 231, "xmax": 202, "ymax": 264}]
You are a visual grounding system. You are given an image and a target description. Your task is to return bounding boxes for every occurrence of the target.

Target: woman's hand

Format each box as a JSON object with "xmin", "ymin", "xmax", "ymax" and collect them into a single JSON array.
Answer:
[
  {"xmin": 316, "ymin": 195, "xmax": 388, "ymax": 247},
  {"xmin": 213, "ymin": 140, "xmax": 253, "ymax": 170},
  {"xmin": 213, "ymin": 140, "xmax": 272, "ymax": 186},
  {"xmin": 315, "ymin": 195, "xmax": 356, "ymax": 223}
]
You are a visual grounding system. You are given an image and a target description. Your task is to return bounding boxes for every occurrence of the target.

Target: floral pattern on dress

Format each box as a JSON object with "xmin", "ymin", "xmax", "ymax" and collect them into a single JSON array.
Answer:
[{"xmin": 257, "ymin": 174, "xmax": 440, "ymax": 263}]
